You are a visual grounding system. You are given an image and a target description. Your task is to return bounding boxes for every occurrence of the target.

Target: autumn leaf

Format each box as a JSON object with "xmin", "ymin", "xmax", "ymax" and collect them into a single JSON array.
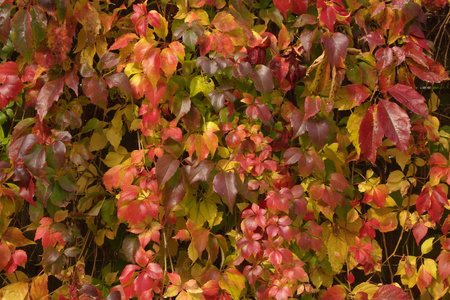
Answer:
[
  {"xmin": 322, "ymin": 32, "xmax": 349, "ymax": 67},
  {"xmin": 377, "ymin": 100, "xmax": 411, "ymax": 152},
  {"xmin": 0, "ymin": 61, "xmax": 23, "ymax": 109},
  {"xmin": 359, "ymin": 105, "xmax": 383, "ymax": 163},
  {"xmin": 213, "ymin": 171, "xmax": 238, "ymax": 210},
  {"xmin": 155, "ymin": 154, "xmax": 179, "ymax": 187},
  {"xmin": 386, "ymin": 84, "xmax": 428, "ymax": 118}
]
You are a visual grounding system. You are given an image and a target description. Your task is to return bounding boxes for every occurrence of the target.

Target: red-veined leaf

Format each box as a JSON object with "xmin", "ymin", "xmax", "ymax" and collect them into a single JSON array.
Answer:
[
  {"xmin": 386, "ymin": 83, "xmax": 428, "ymax": 117},
  {"xmin": 377, "ymin": 100, "xmax": 410, "ymax": 151}
]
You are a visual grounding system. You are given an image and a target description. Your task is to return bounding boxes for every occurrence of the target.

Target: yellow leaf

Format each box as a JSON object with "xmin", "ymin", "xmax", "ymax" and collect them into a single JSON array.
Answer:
[
  {"xmin": 352, "ymin": 282, "xmax": 378, "ymax": 299},
  {"xmin": 95, "ymin": 229, "xmax": 105, "ymax": 246},
  {"xmin": 54, "ymin": 210, "xmax": 68, "ymax": 223},
  {"xmin": 30, "ymin": 274, "xmax": 49, "ymax": 300},
  {"xmin": 424, "ymin": 258, "xmax": 437, "ymax": 279},
  {"xmin": 421, "ymin": 237, "xmax": 434, "ymax": 255},
  {"xmin": 105, "ymin": 127, "xmax": 122, "ymax": 151},
  {"xmin": 124, "ymin": 63, "xmax": 143, "ymax": 77},
  {"xmin": 89, "ymin": 132, "xmax": 108, "ymax": 152},
  {"xmin": 368, "ymin": 208, "xmax": 398, "ymax": 232},
  {"xmin": 0, "ymin": 282, "xmax": 29, "ymax": 300},
  {"xmin": 347, "ymin": 104, "xmax": 368, "ymax": 155},
  {"xmin": 327, "ymin": 232, "xmax": 348, "ymax": 273}
]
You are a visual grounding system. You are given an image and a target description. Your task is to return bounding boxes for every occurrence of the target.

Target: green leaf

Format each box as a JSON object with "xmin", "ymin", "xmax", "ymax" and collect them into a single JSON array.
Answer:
[
  {"xmin": 190, "ymin": 75, "xmax": 214, "ymax": 97},
  {"xmin": 11, "ymin": 9, "xmax": 33, "ymax": 62}
]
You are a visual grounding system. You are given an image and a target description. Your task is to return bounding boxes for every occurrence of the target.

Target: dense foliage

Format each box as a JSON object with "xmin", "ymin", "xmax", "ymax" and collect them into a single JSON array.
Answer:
[{"xmin": 0, "ymin": 0, "xmax": 450, "ymax": 299}]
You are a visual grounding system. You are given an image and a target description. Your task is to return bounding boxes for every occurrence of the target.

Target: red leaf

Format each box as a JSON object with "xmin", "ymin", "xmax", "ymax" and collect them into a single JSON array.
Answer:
[
  {"xmin": 290, "ymin": 0, "xmax": 307, "ymax": 15},
  {"xmin": 273, "ymin": 0, "xmax": 290, "ymax": 18},
  {"xmin": 321, "ymin": 285, "xmax": 346, "ymax": 300},
  {"xmin": 0, "ymin": 6, "xmax": 11, "ymax": 44},
  {"xmin": 142, "ymin": 48, "xmax": 161, "ymax": 87},
  {"xmin": 119, "ymin": 264, "xmax": 141, "ymax": 286},
  {"xmin": 36, "ymin": 77, "xmax": 64, "ymax": 120},
  {"xmin": 322, "ymin": 32, "xmax": 349, "ymax": 67},
  {"xmin": 377, "ymin": 100, "xmax": 411, "ymax": 151},
  {"xmin": 64, "ymin": 69, "xmax": 79, "ymax": 96},
  {"xmin": 82, "ymin": 76, "xmax": 108, "ymax": 108},
  {"xmin": 412, "ymin": 221, "xmax": 428, "ymax": 245},
  {"xmin": 304, "ymin": 96, "xmax": 321, "ymax": 121},
  {"xmin": 11, "ymin": 9, "xmax": 33, "ymax": 61},
  {"xmin": 320, "ymin": 6, "xmax": 337, "ymax": 32},
  {"xmin": 437, "ymin": 251, "xmax": 450, "ymax": 279},
  {"xmin": 372, "ymin": 285, "xmax": 411, "ymax": 300},
  {"xmin": 109, "ymin": 33, "xmax": 138, "ymax": 50},
  {"xmin": 283, "ymin": 147, "xmax": 302, "ymax": 165},
  {"xmin": 155, "ymin": 154, "xmax": 179, "ymax": 187},
  {"xmin": 416, "ymin": 186, "xmax": 448, "ymax": 222},
  {"xmin": 213, "ymin": 171, "xmax": 237, "ymax": 210},
  {"xmin": 408, "ymin": 59, "xmax": 449, "ymax": 84},
  {"xmin": 0, "ymin": 243, "xmax": 11, "ymax": 271},
  {"xmin": 386, "ymin": 84, "xmax": 428, "ymax": 117},
  {"xmin": 359, "ymin": 105, "xmax": 383, "ymax": 163},
  {"xmin": 162, "ymin": 178, "xmax": 186, "ymax": 224},
  {"xmin": 0, "ymin": 61, "xmax": 23, "ymax": 109},
  {"xmin": 375, "ymin": 47, "xmax": 394, "ymax": 71}
]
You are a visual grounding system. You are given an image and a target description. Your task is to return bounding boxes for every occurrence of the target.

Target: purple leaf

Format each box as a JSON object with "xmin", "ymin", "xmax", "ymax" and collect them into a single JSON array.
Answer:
[
  {"xmin": 184, "ymin": 160, "xmax": 215, "ymax": 184},
  {"xmin": 306, "ymin": 118, "xmax": 330, "ymax": 149},
  {"xmin": 155, "ymin": 154, "xmax": 179, "ymax": 187},
  {"xmin": 251, "ymin": 65, "xmax": 274, "ymax": 94},
  {"xmin": 322, "ymin": 32, "xmax": 349, "ymax": 67},
  {"xmin": 213, "ymin": 171, "xmax": 237, "ymax": 210},
  {"xmin": 99, "ymin": 52, "xmax": 120, "ymax": 70},
  {"xmin": 105, "ymin": 72, "xmax": 132, "ymax": 97}
]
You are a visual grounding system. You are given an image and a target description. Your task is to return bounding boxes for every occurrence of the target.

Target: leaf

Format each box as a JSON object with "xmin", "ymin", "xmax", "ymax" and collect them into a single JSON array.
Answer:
[
  {"xmin": 0, "ymin": 282, "xmax": 29, "ymax": 300},
  {"xmin": 251, "ymin": 65, "xmax": 274, "ymax": 94},
  {"xmin": 335, "ymin": 84, "xmax": 370, "ymax": 110},
  {"xmin": 184, "ymin": 160, "xmax": 214, "ymax": 184},
  {"xmin": 109, "ymin": 33, "xmax": 138, "ymax": 50},
  {"xmin": 213, "ymin": 171, "xmax": 238, "ymax": 210},
  {"xmin": 386, "ymin": 84, "xmax": 428, "ymax": 118},
  {"xmin": 105, "ymin": 72, "xmax": 132, "ymax": 97},
  {"xmin": 416, "ymin": 186, "xmax": 448, "ymax": 222},
  {"xmin": 190, "ymin": 75, "xmax": 214, "ymax": 97},
  {"xmin": 155, "ymin": 154, "xmax": 179, "ymax": 187},
  {"xmin": 0, "ymin": 243, "xmax": 11, "ymax": 271},
  {"xmin": 0, "ymin": 6, "xmax": 11, "ymax": 44},
  {"xmin": 2, "ymin": 227, "xmax": 35, "ymax": 247},
  {"xmin": 421, "ymin": 237, "xmax": 434, "ymax": 255},
  {"xmin": 36, "ymin": 77, "xmax": 64, "ymax": 120},
  {"xmin": 30, "ymin": 274, "xmax": 49, "ymax": 300},
  {"xmin": 377, "ymin": 100, "xmax": 410, "ymax": 151},
  {"xmin": 322, "ymin": 285, "xmax": 346, "ymax": 300},
  {"xmin": 306, "ymin": 118, "xmax": 330, "ymax": 149},
  {"xmin": 322, "ymin": 32, "xmax": 349, "ymax": 67},
  {"xmin": 219, "ymin": 268, "xmax": 245, "ymax": 300},
  {"xmin": 160, "ymin": 48, "xmax": 178, "ymax": 78},
  {"xmin": 375, "ymin": 48, "xmax": 394, "ymax": 71},
  {"xmin": 11, "ymin": 9, "xmax": 33, "ymax": 62},
  {"xmin": 327, "ymin": 231, "xmax": 348, "ymax": 273},
  {"xmin": 359, "ymin": 105, "xmax": 383, "ymax": 163},
  {"xmin": 304, "ymin": 96, "xmax": 321, "ymax": 121},
  {"xmin": 82, "ymin": 76, "xmax": 108, "ymax": 108},
  {"xmin": 142, "ymin": 48, "xmax": 161, "ymax": 88},
  {"xmin": 372, "ymin": 285, "xmax": 411, "ymax": 300},
  {"xmin": 437, "ymin": 251, "xmax": 450, "ymax": 279},
  {"xmin": 391, "ymin": 0, "xmax": 409, "ymax": 10},
  {"xmin": 212, "ymin": 12, "xmax": 239, "ymax": 32}
]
